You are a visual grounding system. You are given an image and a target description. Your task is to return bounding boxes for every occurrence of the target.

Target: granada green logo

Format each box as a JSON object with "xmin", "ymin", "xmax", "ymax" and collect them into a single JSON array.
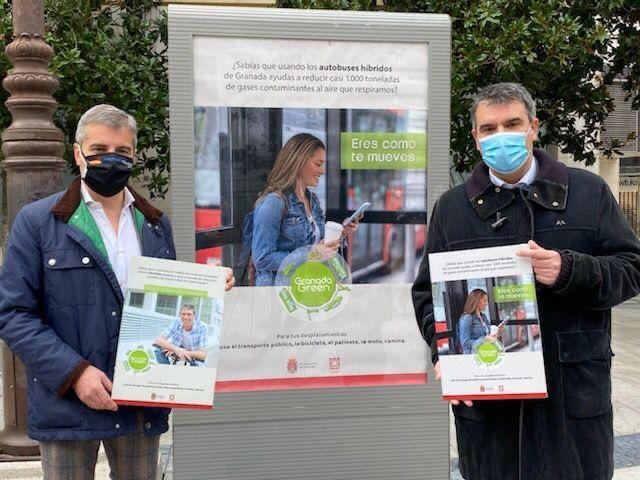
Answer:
[
  {"xmin": 276, "ymin": 246, "xmax": 351, "ymax": 323},
  {"xmin": 122, "ymin": 347, "xmax": 154, "ymax": 374},
  {"xmin": 474, "ymin": 341, "xmax": 504, "ymax": 367},
  {"xmin": 290, "ymin": 262, "xmax": 336, "ymax": 307}
]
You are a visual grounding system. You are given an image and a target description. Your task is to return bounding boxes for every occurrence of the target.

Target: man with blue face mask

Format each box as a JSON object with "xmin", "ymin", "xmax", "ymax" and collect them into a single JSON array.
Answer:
[
  {"xmin": 0, "ymin": 104, "xmax": 235, "ymax": 479},
  {"xmin": 412, "ymin": 83, "xmax": 640, "ymax": 480}
]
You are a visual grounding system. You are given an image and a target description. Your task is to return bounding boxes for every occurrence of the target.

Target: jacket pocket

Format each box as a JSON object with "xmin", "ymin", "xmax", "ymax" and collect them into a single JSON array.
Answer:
[
  {"xmin": 282, "ymin": 215, "xmax": 307, "ymax": 243},
  {"xmin": 28, "ymin": 376, "xmax": 83, "ymax": 430},
  {"xmin": 557, "ymin": 330, "xmax": 613, "ymax": 418},
  {"xmin": 43, "ymin": 249, "xmax": 96, "ymax": 308}
]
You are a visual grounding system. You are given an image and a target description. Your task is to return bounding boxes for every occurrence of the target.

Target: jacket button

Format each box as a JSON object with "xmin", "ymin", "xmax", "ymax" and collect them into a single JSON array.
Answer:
[
  {"xmin": 115, "ymin": 423, "xmax": 120, "ymax": 429},
  {"xmin": 552, "ymin": 201, "xmax": 559, "ymax": 207},
  {"xmin": 145, "ymin": 422, "xmax": 152, "ymax": 429},
  {"xmin": 533, "ymin": 192, "xmax": 539, "ymax": 198},
  {"xmin": 82, "ymin": 257, "xmax": 90, "ymax": 265},
  {"xmin": 111, "ymin": 311, "xmax": 117, "ymax": 317},
  {"xmin": 494, "ymin": 187, "xmax": 501, "ymax": 193},
  {"xmin": 477, "ymin": 199, "xmax": 484, "ymax": 205},
  {"xmin": 154, "ymin": 225, "xmax": 159, "ymax": 230},
  {"xmin": 48, "ymin": 258, "xmax": 56, "ymax": 266}
]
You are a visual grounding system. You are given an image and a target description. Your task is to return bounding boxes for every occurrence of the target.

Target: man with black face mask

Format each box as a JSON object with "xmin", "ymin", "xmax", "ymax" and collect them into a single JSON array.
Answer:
[
  {"xmin": 0, "ymin": 104, "xmax": 234, "ymax": 479},
  {"xmin": 412, "ymin": 83, "xmax": 640, "ymax": 480}
]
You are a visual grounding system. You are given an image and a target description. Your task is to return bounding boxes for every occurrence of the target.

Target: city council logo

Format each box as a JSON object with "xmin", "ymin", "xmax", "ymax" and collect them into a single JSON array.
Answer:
[
  {"xmin": 276, "ymin": 246, "xmax": 351, "ymax": 322},
  {"xmin": 287, "ymin": 357, "xmax": 298, "ymax": 374},
  {"xmin": 329, "ymin": 357, "xmax": 341, "ymax": 372}
]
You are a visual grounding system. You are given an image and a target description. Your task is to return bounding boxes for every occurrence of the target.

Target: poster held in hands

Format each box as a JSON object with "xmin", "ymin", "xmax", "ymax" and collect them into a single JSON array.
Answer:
[
  {"xmin": 112, "ymin": 257, "xmax": 226, "ymax": 409},
  {"xmin": 429, "ymin": 244, "xmax": 547, "ymax": 400}
]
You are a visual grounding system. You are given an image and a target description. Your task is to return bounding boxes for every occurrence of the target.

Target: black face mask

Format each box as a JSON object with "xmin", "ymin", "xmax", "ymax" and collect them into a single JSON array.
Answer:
[{"xmin": 81, "ymin": 151, "xmax": 133, "ymax": 197}]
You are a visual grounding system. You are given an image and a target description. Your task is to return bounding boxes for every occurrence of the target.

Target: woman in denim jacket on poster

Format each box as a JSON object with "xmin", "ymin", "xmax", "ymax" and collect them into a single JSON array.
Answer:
[
  {"xmin": 252, "ymin": 133, "xmax": 358, "ymax": 286},
  {"xmin": 457, "ymin": 289, "xmax": 501, "ymax": 354}
]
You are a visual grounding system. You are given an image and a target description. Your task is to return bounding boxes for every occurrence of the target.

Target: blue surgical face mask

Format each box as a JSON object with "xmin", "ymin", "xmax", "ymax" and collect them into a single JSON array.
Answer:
[{"xmin": 479, "ymin": 127, "xmax": 532, "ymax": 174}]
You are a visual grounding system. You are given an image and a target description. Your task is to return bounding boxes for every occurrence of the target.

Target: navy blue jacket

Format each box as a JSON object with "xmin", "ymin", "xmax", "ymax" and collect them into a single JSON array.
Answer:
[{"xmin": 0, "ymin": 179, "xmax": 176, "ymax": 441}]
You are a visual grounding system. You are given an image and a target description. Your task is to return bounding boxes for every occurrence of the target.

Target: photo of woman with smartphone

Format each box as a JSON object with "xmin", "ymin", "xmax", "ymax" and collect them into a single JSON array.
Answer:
[
  {"xmin": 251, "ymin": 133, "xmax": 360, "ymax": 286},
  {"xmin": 457, "ymin": 289, "xmax": 503, "ymax": 354}
]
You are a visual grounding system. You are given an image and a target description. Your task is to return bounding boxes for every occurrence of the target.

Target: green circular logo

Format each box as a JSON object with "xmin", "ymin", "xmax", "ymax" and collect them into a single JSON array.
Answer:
[
  {"xmin": 276, "ymin": 246, "xmax": 352, "ymax": 323},
  {"xmin": 475, "ymin": 342, "xmax": 502, "ymax": 365},
  {"xmin": 290, "ymin": 261, "xmax": 336, "ymax": 307},
  {"xmin": 128, "ymin": 349, "xmax": 150, "ymax": 372}
]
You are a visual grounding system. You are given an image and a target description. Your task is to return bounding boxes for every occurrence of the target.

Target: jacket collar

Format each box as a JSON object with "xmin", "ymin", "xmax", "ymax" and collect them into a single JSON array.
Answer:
[
  {"xmin": 51, "ymin": 177, "xmax": 164, "ymax": 224},
  {"xmin": 287, "ymin": 189, "xmax": 310, "ymax": 204},
  {"xmin": 464, "ymin": 148, "xmax": 569, "ymax": 220}
]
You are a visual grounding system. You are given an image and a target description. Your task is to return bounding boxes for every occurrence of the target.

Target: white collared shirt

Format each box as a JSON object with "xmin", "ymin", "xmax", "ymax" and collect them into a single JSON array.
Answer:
[
  {"xmin": 489, "ymin": 156, "xmax": 538, "ymax": 189},
  {"xmin": 80, "ymin": 182, "xmax": 141, "ymax": 294}
]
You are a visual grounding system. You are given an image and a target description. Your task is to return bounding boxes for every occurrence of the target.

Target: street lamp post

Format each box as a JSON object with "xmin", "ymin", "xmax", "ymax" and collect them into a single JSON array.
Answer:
[{"xmin": 0, "ymin": 0, "xmax": 65, "ymax": 457}]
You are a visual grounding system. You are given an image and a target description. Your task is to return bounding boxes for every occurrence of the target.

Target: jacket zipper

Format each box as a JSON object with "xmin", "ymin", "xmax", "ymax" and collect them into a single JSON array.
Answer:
[{"xmin": 519, "ymin": 188, "xmax": 536, "ymax": 237}]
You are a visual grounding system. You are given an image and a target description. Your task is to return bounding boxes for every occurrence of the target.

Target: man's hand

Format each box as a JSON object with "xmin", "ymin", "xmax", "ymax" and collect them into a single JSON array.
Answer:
[
  {"xmin": 516, "ymin": 240, "xmax": 562, "ymax": 286},
  {"xmin": 72, "ymin": 365, "xmax": 118, "ymax": 411},
  {"xmin": 211, "ymin": 262, "xmax": 235, "ymax": 291},
  {"xmin": 172, "ymin": 347, "xmax": 191, "ymax": 362},
  {"xmin": 434, "ymin": 361, "xmax": 473, "ymax": 407},
  {"xmin": 223, "ymin": 267, "xmax": 235, "ymax": 291}
]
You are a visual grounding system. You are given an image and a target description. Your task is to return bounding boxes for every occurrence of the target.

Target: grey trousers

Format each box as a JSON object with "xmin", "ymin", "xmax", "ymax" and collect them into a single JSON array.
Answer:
[{"xmin": 39, "ymin": 429, "xmax": 160, "ymax": 480}]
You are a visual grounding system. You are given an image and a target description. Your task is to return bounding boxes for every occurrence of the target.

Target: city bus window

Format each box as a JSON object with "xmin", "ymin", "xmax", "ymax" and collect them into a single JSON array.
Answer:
[
  {"xmin": 193, "ymin": 106, "xmax": 428, "ymax": 286},
  {"xmin": 348, "ymin": 222, "xmax": 424, "ymax": 283},
  {"xmin": 338, "ymin": 109, "xmax": 426, "ymax": 213},
  {"xmin": 194, "ymin": 106, "xmax": 233, "ymax": 229},
  {"xmin": 337, "ymin": 109, "xmax": 427, "ymax": 284}
]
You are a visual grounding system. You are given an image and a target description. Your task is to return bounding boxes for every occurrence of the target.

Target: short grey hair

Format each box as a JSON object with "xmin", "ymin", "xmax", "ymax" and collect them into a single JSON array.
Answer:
[
  {"xmin": 470, "ymin": 82, "xmax": 536, "ymax": 129},
  {"xmin": 180, "ymin": 304, "xmax": 197, "ymax": 315},
  {"xmin": 75, "ymin": 104, "xmax": 138, "ymax": 148}
]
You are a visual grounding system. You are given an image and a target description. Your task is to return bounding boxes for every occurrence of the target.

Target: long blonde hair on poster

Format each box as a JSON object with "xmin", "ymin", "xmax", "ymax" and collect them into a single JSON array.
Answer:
[
  {"xmin": 256, "ymin": 133, "xmax": 325, "ymax": 205},
  {"xmin": 462, "ymin": 289, "xmax": 487, "ymax": 316}
]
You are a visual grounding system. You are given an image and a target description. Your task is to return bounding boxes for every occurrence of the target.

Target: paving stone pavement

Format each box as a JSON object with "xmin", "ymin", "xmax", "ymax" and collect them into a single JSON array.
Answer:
[
  {"xmin": 0, "ymin": 299, "xmax": 638, "ymax": 479},
  {"xmin": 449, "ymin": 297, "xmax": 640, "ymax": 480}
]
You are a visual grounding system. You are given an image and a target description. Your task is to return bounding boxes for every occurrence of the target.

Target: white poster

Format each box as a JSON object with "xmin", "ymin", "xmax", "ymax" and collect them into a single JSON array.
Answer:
[
  {"xmin": 192, "ymin": 35, "xmax": 430, "ymax": 392},
  {"xmin": 194, "ymin": 37, "xmax": 428, "ymax": 110},
  {"xmin": 429, "ymin": 245, "xmax": 548, "ymax": 400},
  {"xmin": 112, "ymin": 257, "xmax": 226, "ymax": 409},
  {"xmin": 216, "ymin": 281, "xmax": 427, "ymax": 391}
]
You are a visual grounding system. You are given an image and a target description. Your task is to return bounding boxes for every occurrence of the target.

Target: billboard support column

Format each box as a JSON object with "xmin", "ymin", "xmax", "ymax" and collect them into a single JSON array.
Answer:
[{"xmin": 0, "ymin": 0, "xmax": 65, "ymax": 457}]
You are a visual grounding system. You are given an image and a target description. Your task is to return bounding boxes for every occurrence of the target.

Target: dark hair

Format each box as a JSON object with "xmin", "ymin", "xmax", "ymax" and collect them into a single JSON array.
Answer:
[{"xmin": 471, "ymin": 82, "xmax": 536, "ymax": 129}]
